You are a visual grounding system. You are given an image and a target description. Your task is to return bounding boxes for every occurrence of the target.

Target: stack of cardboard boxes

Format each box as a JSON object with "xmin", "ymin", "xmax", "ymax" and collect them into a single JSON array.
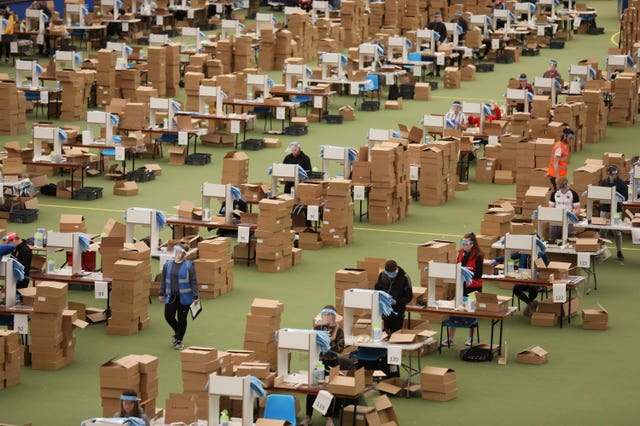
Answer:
[
  {"xmin": 181, "ymin": 347, "xmax": 220, "ymax": 420},
  {"xmin": 274, "ymin": 30, "xmax": 295, "ymax": 70},
  {"xmin": 321, "ymin": 180, "xmax": 355, "ymax": 247},
  {"xmin": 553, "ymin": 102, "xmax": 587, "ymax": 151},
  {"xmin": 30, "ymin": 282, "xmax": 75, "ymax": 370},
  {"xmin": 620, "ymin": 6, "xmax": 640, "ymax": 54},
  {"xmin": 420, "ymin": 366, "xmax": 458, "ymax": 401},
  {"xmin": 580, "ymin": 89, "xmax": 608, "ymax": 143},
  {"xmin": 166, "ymin": 43, "xmax": 181, "ymax": 97},
  {"xmin": 57, "ymin": 70, "xmax": 87, "ymax": 121},
  {"xmin": 416, "ymin": 240, "xmax": 457, "ymax": 300},
  {"xmin": 0, "ymin": 83, "xmax": 26, "ymax": 136},
  {"xmin": 194, "ymin": 237, "xmax": 235, "ymax": 299},
  {"xmin": 183, "ymin": 72, "xmax": 205, "ymax": 112},
  {"xmin": 255, "ymin": 197, "xmax": 296, "ymax": 273},
  {"xmin": 443, "ymin": 66, "xmax": 461, "ymax": 89},
  {"xmin": 572, "ymin": 161, "xmax": 604, "ymax": 207},
  {"xmin": 259, "ymin": 28, "xmax": 276, "ymax": 70},
  {"xmin": 164, "ymin": 393, "xmax": 198, "ymax": 424},
  {"xmin": 217, "ymin": 39, "xmax": 234, "ymax": 74},
  {"xmin": 96, "ymin": 49, "xmax": 117, "ymax": 107},
  {"xmin": 418, "ymin": 140, "xmax": 458, "ymax": 206},
  {"xmin": 115, "ymin": 69, "xmax": 141, "ymax": 100},
  {"xmin": 147, "ymin": 46, "xmax": 167, "ymax": 97},
  {"xmin": 100, "ymin": 354, "xmax": 159, "ymax": 418},
  {"xmin": 522, "ymin": 186, "xmax": 552, "ymax": 220},
  {"xmin": 243, "ymin": 298, "xmax": 283, "ymax": 369},
  {"xmin": 480, "ymin": 204, "xmax": 515, "ymax": 237},
  {"xmin": 120, "ymin": 102, "xmax": 149, "ymax": 129},
  {"xmin": 341, "ymin": 0, "xmax": 366, "ymax": 47},
  {"xmin": 609, "ymin": 71, "xmax": 638, "ymax": 127},
  {"xmin": 369, "ymin": 143, "xmax": 410, "ymax": 224},
  {"xmin": 234, "ymin": 37, "xmax": 257, "ymax": 71},
  {"xmin": 0, "ymin": 330, "xmax": 22, "ymax": 389},
  {"xmin": 221, "ymin": 151, "xmax": 249, "ymax": 186},
  {"xmin": 334, "ymin": 268, "xmax": 369, "ymax": 316},
  {"xmin": 107, "ymin": 251, "xmax": 151, "ymax": 335}
]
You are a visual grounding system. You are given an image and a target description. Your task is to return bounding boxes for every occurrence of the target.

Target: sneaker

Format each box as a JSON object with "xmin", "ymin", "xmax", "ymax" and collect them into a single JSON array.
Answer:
[
  {"xmin": 464, "ymin": 337, "xmax": 473, "ymax": 346},
  {"xmin": 325, "ymin": 418, "xmax": 334, "ymax": 426},
  {"xmin": 617, "ymin": 251, "xmax": 624, "ymax": 261},
  {"xmin": 523, "ymin": 303, "xmax": 532, "ymax": 317},
  {"xmin": 174, "ymin": 341, "xmax": 184, "ymax": 350},
  {"xmin": 3, "ymin": 57, "xmax": 8, "ymax": 63},
  {"xmin": 440, "ymin": 339, "xmax": 454, "ymax": 347},
  {"xmin": 171, "ymin": 335, "xmax": 178, "ymax": 346}
]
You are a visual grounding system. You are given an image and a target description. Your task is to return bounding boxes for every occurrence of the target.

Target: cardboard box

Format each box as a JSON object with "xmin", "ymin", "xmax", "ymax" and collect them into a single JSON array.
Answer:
[
  {"xmin": 326, "ymin": 367, "xmax": 365, "ymax": 396},
  {"xmin": 59, "ymin": 214, "xmax": 87, "ymax": 233},
  {"xmin": 530, "ymin": 312, "xmax": 558, "ymax": 327},
  {"xmin": 372, "ymin": 395, "xmax": 399, "ymax": 424},
  {"xmin": 516, "ymin": 346, "xmax": 548, "ymax": 364},
  {"xmin": 582, "ymin": 304, "xmax": 608, "ymax": 330},
  {"xmin": 420, "ymin": 366, "xmax": 456, "ymax": 393},
  {"xmin": 475, "ymin": 293, "xmax": 511, "ymax": 313},
  {"xmin": 113, "ymin": 181, "xmax": 139, "ymax": 196}
]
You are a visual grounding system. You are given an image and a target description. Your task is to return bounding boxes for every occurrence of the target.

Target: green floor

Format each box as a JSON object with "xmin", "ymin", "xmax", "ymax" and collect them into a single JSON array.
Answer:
[{"xmin": 1, "ymin": 1, "xmax": 640, "ymax": 424}]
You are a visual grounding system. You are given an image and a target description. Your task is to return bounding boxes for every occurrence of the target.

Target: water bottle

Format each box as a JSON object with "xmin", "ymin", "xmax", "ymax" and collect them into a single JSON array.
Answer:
[
  {"xmin": 204, "ymin": 104, "xmax": 210, "ymax": 114},
  {"xmin": 163, "ymin": 118, "xmax": 168, "ymax": 129},
  {"xmin": 219, "ymin": 409, "xmax": 229, "ymax": 426},
  {"xmin": 507, "ymin": 259, "xmax": 515, "ymax": 276},
  {"xmin": 468, "ymin": 293, "xmax": 476, "ymax": 312},
  {"xmin": 290, "ymin": 189, "xmax": 295, "ymax": 199},
  {"xmin": 34, "ymin": 230, "xmax": 45, "ymax": 248},
  {"xmin": 203, "ymin": 207, "xmax": 211, "ymax": 221},
  {"xmin": 47, "ymin": 259, "xmax": 56, "ymax": 274},
  {"xmin": 313, "ymin": 361, "xmax": 325, "ymax": 385},
  {"xmin": 247, "ymin": 88, "xmax": 253, "ymax": 101},
  {"xmin": 372, "ymin": 324, "xmax": 382, "ymax": 342},
  {"xmin": 462, "ymin": 296, "xmax": 469, "ymax": 311}
]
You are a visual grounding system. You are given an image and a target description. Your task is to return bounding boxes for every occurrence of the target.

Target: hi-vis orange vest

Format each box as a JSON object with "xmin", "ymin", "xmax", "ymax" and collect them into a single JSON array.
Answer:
[{"xmin": 548, "ymin": 140, "xmax": 569, "ymax": 178}]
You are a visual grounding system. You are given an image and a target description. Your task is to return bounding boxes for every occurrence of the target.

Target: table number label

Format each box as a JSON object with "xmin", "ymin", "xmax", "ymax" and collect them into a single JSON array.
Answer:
[
  {"xmin": 577, "ymin": 252, "xmax": 590, "ymax": 269},
  {"xmin": 553, "ymin": 283, "xmax": 567, "ymax": 303},
  {"xmin": 95, "ymin": 281, "xmax": 108, "ymax": 299},
  {"xmin": 387, "ymin": 345, "xmax": 402, "ymax": 365}
]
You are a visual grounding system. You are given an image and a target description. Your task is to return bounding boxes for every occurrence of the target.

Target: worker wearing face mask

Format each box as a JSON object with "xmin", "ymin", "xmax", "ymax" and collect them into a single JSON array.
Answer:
[
  {"xmin": 374, "ymin": 259, "xmax": 413, "ymax": 334},
  {"xmin": 159, "ymin": 243, "xmax": 198, "ymax": 350}
]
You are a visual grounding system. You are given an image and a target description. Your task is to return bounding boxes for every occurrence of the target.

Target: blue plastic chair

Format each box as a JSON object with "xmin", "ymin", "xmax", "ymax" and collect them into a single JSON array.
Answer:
[
  {"xmin": 249, "ymin": 106, "xmax": 272, "ymax": 131},
  {"xmin": 25, "ymin": 91, "xmax": 46, "ymax": 118},
  {"xmin": 264, "ymin": 394, "xmax": 297, "ymax": 426},
  {"xmin": 440, "ymin": 316, "xmax": 480, "ymax": 352},
  {"xmin": 70, "ymin": 28, "xmax": 88, "ymax": 51},
  {"xmin": 292, "ymin": 94, "xmax": 312, "ymax": 115},
  {"xmin": 357, "ymin": 74, "xmax": 380, "ymax": 108},
  {"xmin": 404, "ymin": 52, "xmax": 424, "ymax": 80}
]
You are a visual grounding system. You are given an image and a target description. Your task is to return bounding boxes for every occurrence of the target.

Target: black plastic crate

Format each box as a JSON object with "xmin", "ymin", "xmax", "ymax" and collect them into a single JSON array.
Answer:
[
  {"xmin": 186, "ymin": 153, "xmax": 213, "ymax": 165},
  {"xmin": 73, "ymin": 186, "xmax": 103, "ymax": 201},
  {"xmin": 241, "ymin": 138, "xmax": 264, "ymax": 151},
  {"xmin": 284, "ymin": 126, "xmax": 309, "ymax": 136},
  {"xmin": 361, "ymin": 101, "xmax": 380, "ymax": 111},
  {"xmin": 522, "ymin": 48, "xmax": 540, "ymax": 56},
  {"xmin": 496, "ymin": 55, "xmax": 515, "ymax": 64},
  {"xmin": 476, "ymin": 63, "xmax": 494, "ymax": 73},
  {"xmin": 10, "ymin": 209, "xmax": 38, "ymax": 224},
  {"xmin": 324, "ymin": 114, "xmax": 343, "ymax": 124},
  {"xmin": 126, "ymin": 169, "xmax": 156, "ymax": 182},
  {"xmin": 400, "ymin": 84, "xmax": 415, "ymax": 100},
  {"xmin": 137, "ymin": 38, "xmax": 149, "ymax": 46},
  {"xmin": 426, "ymin": 80, "xmax": 439, "ymax": 90},
  {"xmin": 587, "ymin": 27, "xmax": 605, "ymax": 35},
  {"xmin": 550, "ymin": 40, "xmax": 565, "ymax": 49},
  {"xmin": 307, "ymin": 171, "xmax": 325, "ymax": 180}
]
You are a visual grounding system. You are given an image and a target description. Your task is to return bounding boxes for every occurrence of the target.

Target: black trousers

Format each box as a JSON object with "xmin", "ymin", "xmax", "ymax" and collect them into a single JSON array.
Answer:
[
  {"xmin": 164, "ymin": 294, "xmax": 189, "ymax": 341},
  {"xmin": 383, "ymin": 311, "xmax": 404, "ymax": 334},
  {"xmin": 514, "ymin": 284, "xmax": 538, "ymax": 305}
]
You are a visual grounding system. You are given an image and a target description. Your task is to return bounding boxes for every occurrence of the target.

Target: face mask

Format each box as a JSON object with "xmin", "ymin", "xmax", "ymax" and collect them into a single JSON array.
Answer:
[{"xmin": 384, "ymin": 269, "xmax": 397, "ymax": 279}]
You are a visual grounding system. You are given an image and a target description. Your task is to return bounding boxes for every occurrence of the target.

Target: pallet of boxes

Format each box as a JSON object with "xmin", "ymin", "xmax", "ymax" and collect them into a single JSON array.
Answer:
[
  {"xmin": 30, "ymin": 282, "xmax": 85, "ymax": 370},
  {"xmin": 193, "ymin": 237, "xmax": 235, "ymax": 299},
  {"xmin": 99, "ymin": 354, "xmax": 159, "ymax": 418},
  {"xmin": 0, "ymin": 330, "xmax": 23, "ymax": 390},
  {"xmin": 243, "ymin": 298, "xmax": 284, "ymax": 370},
  {"xmin": 107, "ymin": 243, "xmax": 152, "ymax": 335}
]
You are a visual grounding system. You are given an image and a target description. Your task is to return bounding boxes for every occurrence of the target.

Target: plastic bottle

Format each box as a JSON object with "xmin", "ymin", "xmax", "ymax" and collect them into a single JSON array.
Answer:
[
  {"xmin": 468, "ymin": 293, "xmax": 476, "ymax": 312},
  {"xmin": 204, "ymin": 104, "xmax": 210, "ymax": 114},
  {"xmin": 372, "ymin": 324, "xmax": 382, "ymax": 342},
  {"xmin": 47, "ymin": 259, "xmax": 55, "ymax": 273},
  {"xmin": 462, "ymin": 296, "xmax": 469, "ymax": 311},
  {"xmin": 163, "ymin": 118, "xmax": 169, "ymax": 129},
  {"xmin": 219, "ymin": 409, "xmax": 229, "ymax": 426},
  {"xmin": 203, "ymin": 207, "xmax": 211, "ymax": 221},
  {"xmin": 247, "ymin": 88, "xmax": 253, "ymax": 101},
  {"xmin": 313, "ymin": 361, "xmax": 325, "ymax": 384},
  {"xmin": 506, "ymin": 259, "xmax": 515, "ymax": 275}
]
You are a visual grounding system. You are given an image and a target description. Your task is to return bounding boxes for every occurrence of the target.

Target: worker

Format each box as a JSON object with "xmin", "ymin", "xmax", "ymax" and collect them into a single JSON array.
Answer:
[
  {"xmin": 3, "ymin": 233, "xmax": 32, "ymax": 289},
  {"xmin": 599, "ymin": 165, "xmax": 628, "ymax": 261},
  {"xmin": 546, "ymin": 127, "xmax": 573, "ymax": 191},
  {"xmin": 444, "ymin": 101, "xmax": 468, "ymax": 130},
  {"xmin": 374, "ymin": 259, "xmax": 413, "ymax": 334},
  {"xmin": 283, "ymin": 141, "xmax": 311, "ymax": 194},
  {"xmin": 548, "ymin": 176, "xmax": 580, "ymax": 241},
  {"xmin": 543, "ymin": 59, "xmax": 563, "ymax": 83}
]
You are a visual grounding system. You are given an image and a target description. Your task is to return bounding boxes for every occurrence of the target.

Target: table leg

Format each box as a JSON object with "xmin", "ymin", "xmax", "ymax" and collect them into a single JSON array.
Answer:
[
  {"xmin": 497, "ymin": 319, "xmax": 504, "ymax": 356},
  {"xmin": 490, "ymin": 318, "xmax": 495, "ymax": 356},
  {"xmin": 70, "ymin": 168, "xmax": 76, "ymax": 199},
  {"xmin": 592, "ymin": 259, "xmax": 597, "ymax": 291}
]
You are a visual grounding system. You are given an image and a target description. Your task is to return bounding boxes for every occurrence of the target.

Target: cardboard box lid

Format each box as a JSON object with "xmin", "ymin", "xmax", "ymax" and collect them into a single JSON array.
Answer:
[
  {"xmin": 60, "ymin": 214, "xmax": 85, "ymax": 225},
  {"xmin": 388, "ymin": 328, "xmax": 437, "ymax": 343},
  {"xmin": 421, "ymin": 366, "xmax": 455, "ymax": 377},
  {"xmin": 475, "ymin": 293, "xmax": 511, "ymax": 305},
  {"xmin": 583, "ymin": 303, "xmax": 608, "ymax": 317},
  {"xmin": 114, "ymin": 181, "xmax": 138, "ymax": 190},
  {"xmin": 255, "ymin": 420, "xmax": 292, "ymax": 426},
  {"xmin": 518, "ymin": 345, "xmax": 548, "ymax": 358},
  {"xmin": 224, "ymin": 150, "xmax": 249, "ymax": 161}
]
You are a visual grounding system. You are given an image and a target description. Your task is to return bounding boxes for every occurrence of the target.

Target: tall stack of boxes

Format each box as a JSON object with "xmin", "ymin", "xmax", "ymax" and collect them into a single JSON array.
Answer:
[
  {"xmin": 120, "ymin": 102, "xmax": 149, "ymax": 129},
  {"xmin": 443, "ymin": 67, "xmax": 461, "ymax": 89},
  {"xmin": 234, "ymin": 37, "xmax": 257, "ymax": 71},
  {"xmin": 147, "ymin": 46, "xmax": 167, "ymax": 97},
  {"xmin": 57, "ymin": 70, "xmax": 86, "ymax": 121},
  {"xmin": 288, "ymin": 11, "xmax": 313, "ymax": 61},
  {"xmin": 221, "ymin": 151, "xmax": 249, "ymax": 186},
  {"xmin": 572, "ymin": 161, "xmax": 603, "ymax": 207},
  {"xmin": 217, "ymin": 39, "xmax": 234, "ymax": 74},
  {"xmin": 0, "ymin": 330, "xmax": 22, "ymax": 389},
  {"xmin": 115, "ymin": 69, "xmax": 141, "ymax": 100},
  {"xmin": 194, "ymin": 237, "xmax": 235, "ymax": 299},
  {"xmin": 609, "ymin": 72, "xmax": 638, "ymax": 127},
  {"xmin": 416, "ymin": 240, "xmax": 457, "ymax": 300},
  {"xmin": 259, "ymin": 28, "xmax": 276, "ymax": 70},
  {"xmin": 244, "ymin": 298, "xmax": 283, "ymax": 369},
  {"xmin": 166, "ymin": 43, "xmax": 181, "ymax": 97},
  {"xmin": 553, "ymin": 102, "xmax": 587, "ymax": 151},
  {"xmin": 255, "ymin": 197, "xmax": 296, "ymax": 273},
  {"xmin": 100, "ymin": 355, "xmax": 159, "ymax": 417},
  {"xmin": 181, "ymin": 347, "xmax": 220, "ymax": 420},
  {"xmin": 30, "ymin": 282, "xmax": 75, "ymax": 370},
  {"xmin": 0, "ymin": 83, "xmax": 26, "ymax": 135},
  {"xmin": 369, "ymin": 143, "xmax": 410, "ymax": 224},
  {"xmin": 418, "ymin": 140, "xmax": 458, "ymax": 206},
  {"xmin": 581, "ymin": 89, "xmax": 608, "ymax": 143},
  {"xmin": 321, "ymin": 180, "xmax": 355, "ymax": 247},
  {"xmin": 368, "ymin": 2, "xmax": 385, "ymax": 37},
  {"xmin": 184, "ymin": 72, "xmax": 205, "ymax": 113},
  {"xmin": 107, "ymin": 251, "xmax": 151, "ymax": 335},
  {"xmin": 620, "ymin": 6, "xmax": 640, "ymax": 54},
  {"xmin": 341, "ymin": 0, "xmax": 366, "ymax": 47},
  {"xmin": 522, "ymin": 186, "xmax": 552, "ymax": 220},
  {"xmin": 334, "ymin": 268, "xmax": 369, "ymax": 316},
  {"xmin": 274, "ymin": 30, "xmax": 295, "ymax": 70},
  {"xmin": 96, "ymin": 49, "xmax": 117, "ymax": 107}
]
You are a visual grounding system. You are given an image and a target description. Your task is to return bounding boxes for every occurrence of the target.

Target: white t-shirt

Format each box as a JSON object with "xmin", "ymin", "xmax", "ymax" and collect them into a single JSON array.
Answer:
[{"xmin": 550, "ymin": 189, "xmax": 579, "ymax": 212}]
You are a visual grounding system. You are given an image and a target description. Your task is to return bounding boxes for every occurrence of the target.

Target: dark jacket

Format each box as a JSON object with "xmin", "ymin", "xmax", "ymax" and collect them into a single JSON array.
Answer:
[
  {"xmin": 14, "ymin": 240, "xmax": 32, "ymax": 287},
  {"xmin": 427, "ymin": 21, "xmax": 447, "ymax": 44},
  {"xmin": 599, "ymin": 176, "xmax": 628, "ymax": 213},
  {"xmin": 374, "ymin": 267, "xmax": 413, "ymax": 314},
  {"xmin": 283, "ymin": 151, "xmax": 312, "ymax": 173}
]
